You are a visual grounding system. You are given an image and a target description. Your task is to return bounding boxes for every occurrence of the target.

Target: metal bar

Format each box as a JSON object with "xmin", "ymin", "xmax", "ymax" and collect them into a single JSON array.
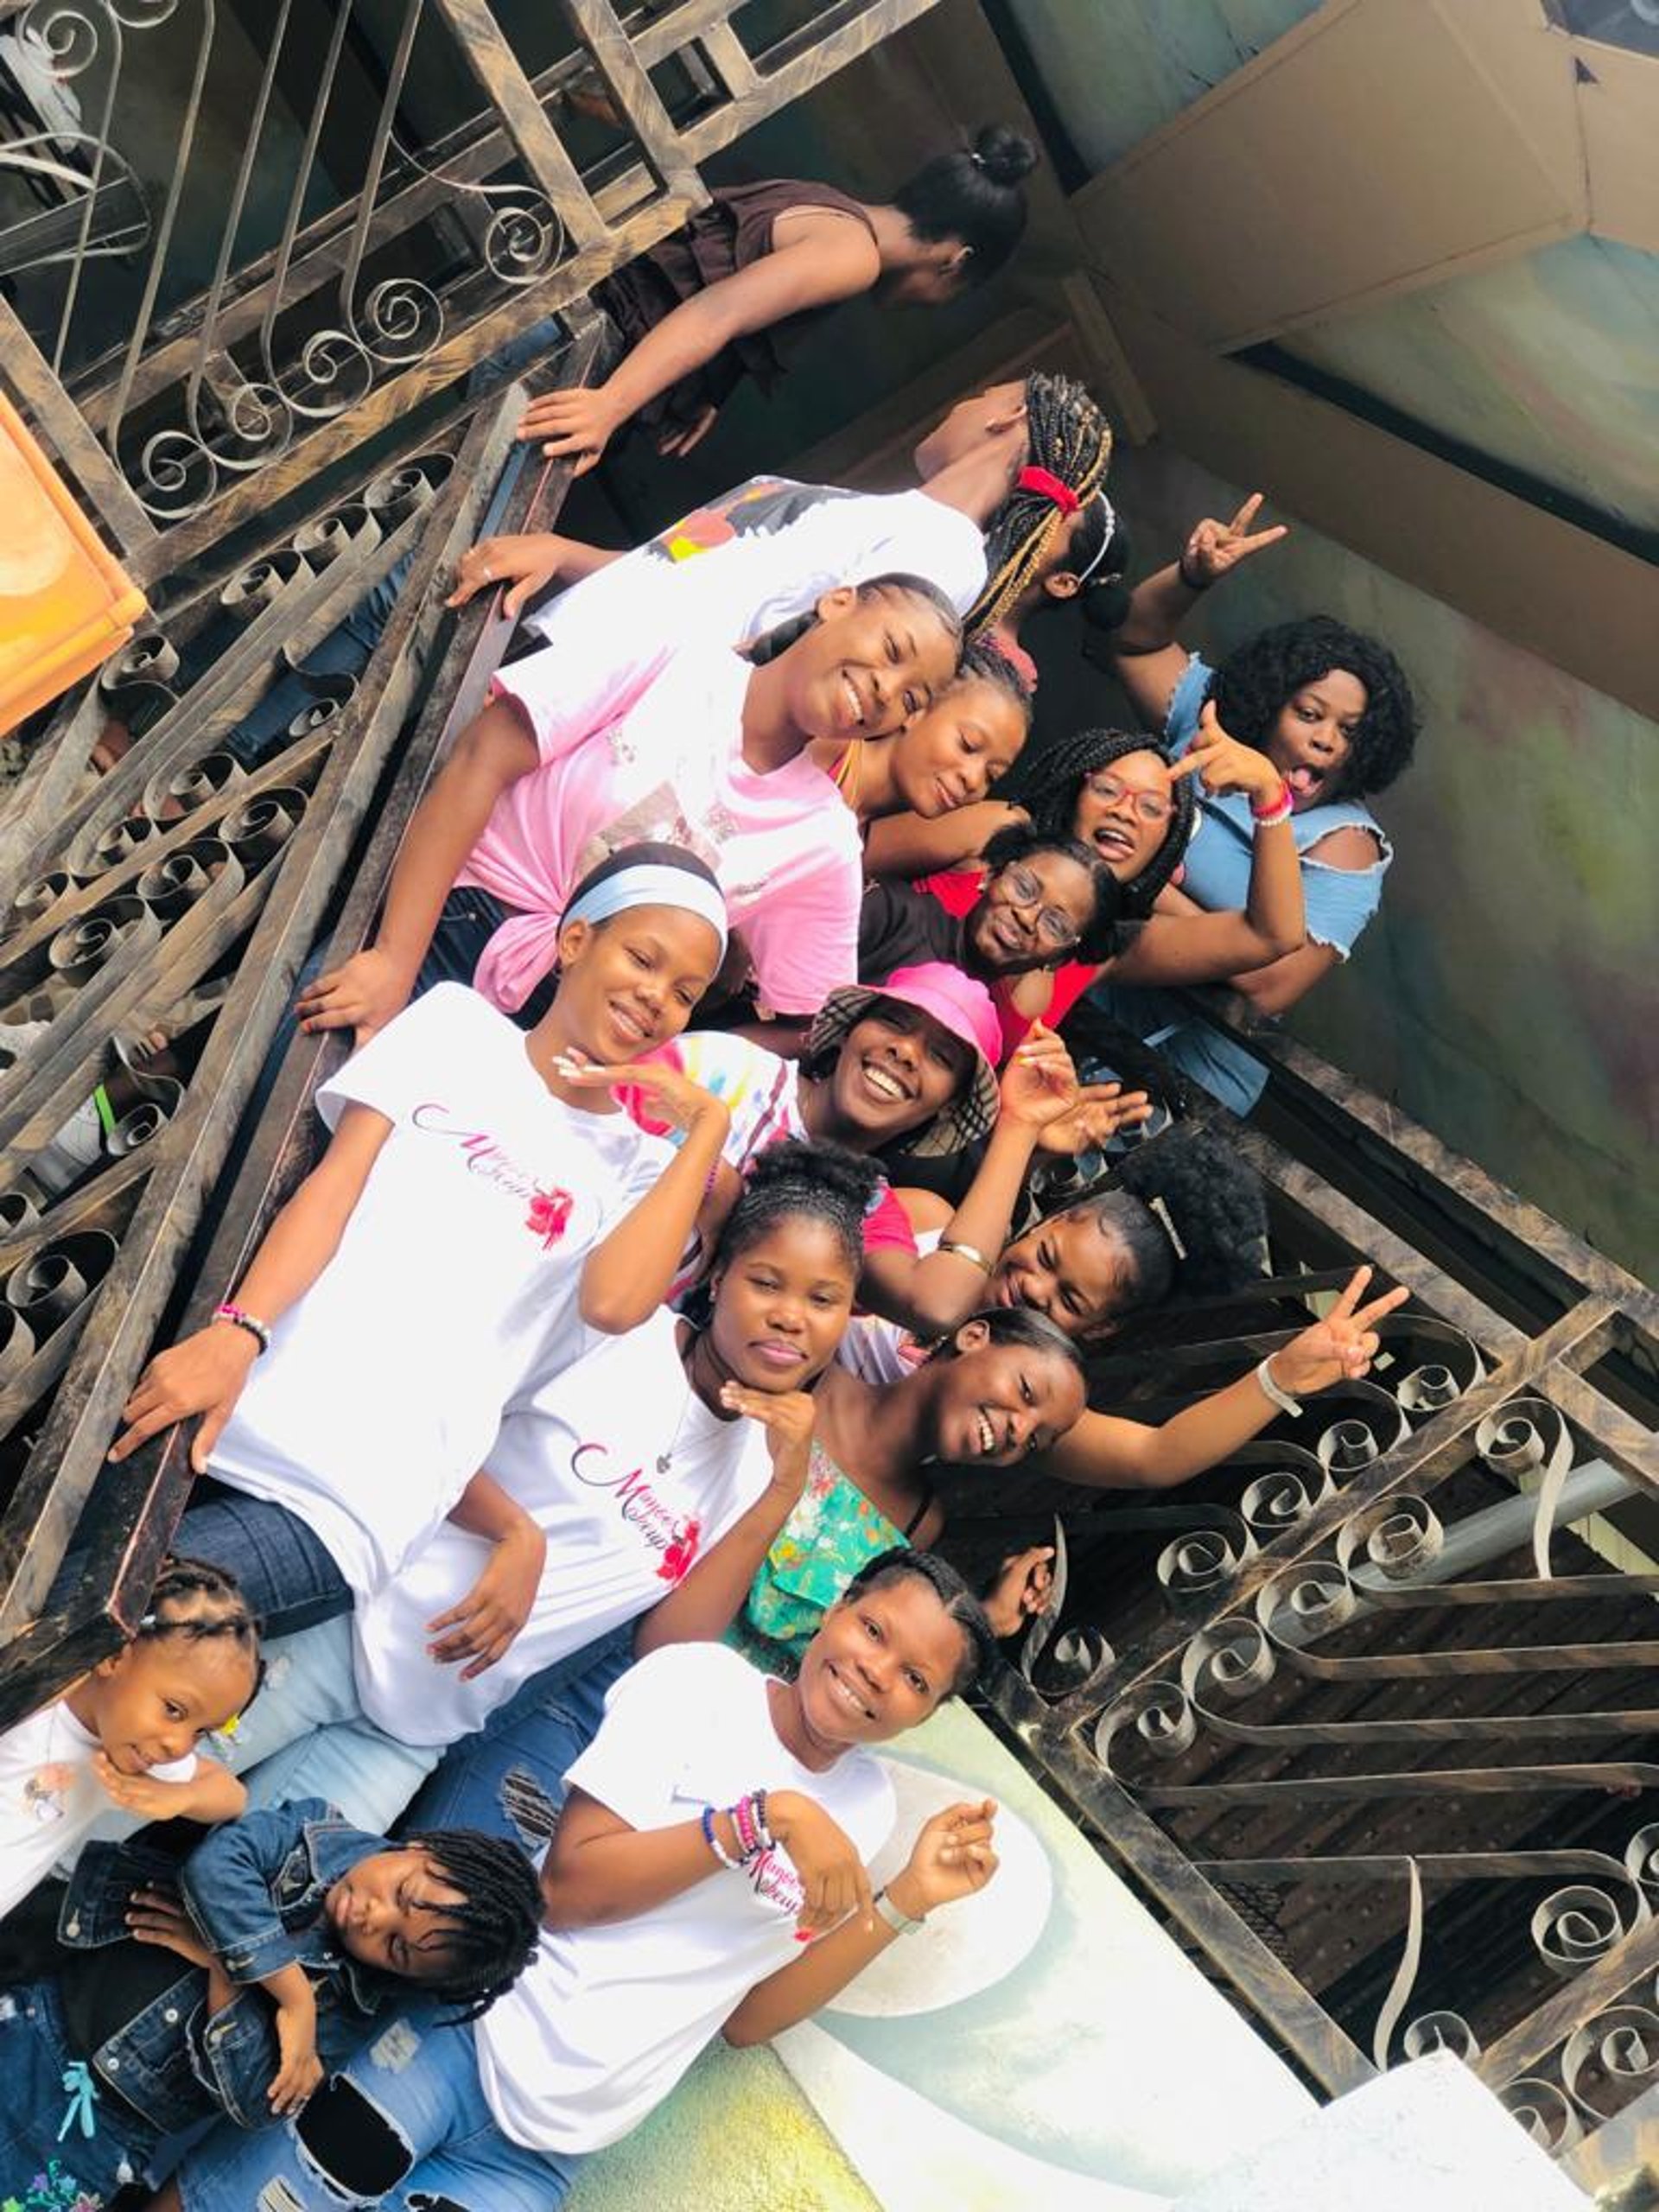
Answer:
[
  {"xmin": 563, "ymin": 0, "xmax": 706, "ymax": 203},
  {"xmin": 429, "ymin": 0, "xmax": 610, "ymax": 247}
]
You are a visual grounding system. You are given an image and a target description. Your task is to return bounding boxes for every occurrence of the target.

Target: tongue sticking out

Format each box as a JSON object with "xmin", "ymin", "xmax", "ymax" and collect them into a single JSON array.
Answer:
[{"xmin": 1287, "ymin": 765, "xmax": 1320, "ymax": 798}]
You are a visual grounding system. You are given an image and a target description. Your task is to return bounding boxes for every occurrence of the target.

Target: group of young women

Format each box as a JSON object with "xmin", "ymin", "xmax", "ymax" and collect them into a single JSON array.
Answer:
[{"xmin": 5, "ymin": 124, "xmax": 1421, "ymax": 2210}]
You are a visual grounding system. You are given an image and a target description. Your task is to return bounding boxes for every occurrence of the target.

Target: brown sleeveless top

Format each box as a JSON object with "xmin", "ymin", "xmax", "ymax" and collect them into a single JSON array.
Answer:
[{"xmin": 594, "ymin": 177, "xmax": 876, "ymax": 435}]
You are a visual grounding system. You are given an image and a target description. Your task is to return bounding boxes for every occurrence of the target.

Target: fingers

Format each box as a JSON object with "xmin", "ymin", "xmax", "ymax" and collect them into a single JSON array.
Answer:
[
  {"xmin": 107, "ymin": 1401, "xmax": 176, "ymax": 1463},
  {"xmin": 502, "ymin": 576, "xmax": 542, "ymax": 620},
  {"xmin": 1229, "ymin": 493, "xmax": 1264, "ymax": 533},
  {"xmin": 1354, "ymin": 1282, "xmax": 1410, "ymax": 1329},
  {"xmin": 1328, "ymin": 1264, "xmax": 1372, "ymax": 1323},
  {"xmin": 192, "ymin": 1404, "xmax": 231, "ymax": 1474},
  {"xmin": 1240, "ymin": 523, "xmax": 1289, "ymax": 555},
  {"xmin": 853, "ymin": 1857, "xmax": 874, "ymax": 1932}
]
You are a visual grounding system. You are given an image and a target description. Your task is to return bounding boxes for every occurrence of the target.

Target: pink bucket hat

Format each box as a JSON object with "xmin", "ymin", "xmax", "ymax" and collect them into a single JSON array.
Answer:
[{"xmin": 805, "ymin": 963, "xmax": 1001, "ymax": 1157}]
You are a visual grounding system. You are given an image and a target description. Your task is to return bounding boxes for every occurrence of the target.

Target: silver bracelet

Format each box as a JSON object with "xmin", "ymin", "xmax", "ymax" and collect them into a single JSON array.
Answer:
[
  {"xmin": 1255, "ymin": 1355, "xmax": 1303, "ymax": 1419},
  {"xmin": 873, "ymin": 1887, "xmax": 925, "ymax": 1936}
]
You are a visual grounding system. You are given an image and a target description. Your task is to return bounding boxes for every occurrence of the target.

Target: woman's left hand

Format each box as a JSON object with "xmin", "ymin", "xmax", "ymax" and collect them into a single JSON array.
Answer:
[
  {"xmin": 518, "ymin": 385, "xmax": 622, "ymax": 474},
  {"xmin": 1033, "ymin": 1079, "xmax": 1153, "ymax": 1155},
  {"xmin": 719, "ymin": 1383, "xmax": 816, "ymax": 1497},
  {"xmin": 553, "ymin": 1048, "xmax": 732, "ymax": 1141},
  {"xmin": 996, "ymin": 1022, "xmax": 1083, "ymax": 1135},
  {"xmin": 1266, "ymin": 1265, "xmax": 1410, "ymax": 1398},
  {"xmin": 426, "ymin": 1522, "xmax": 548, "ymax": 1679},
  {"xmin": 889, "ymin": 1801, "xmax": 1000, "ymax": 1916},
  {"xmin": 126, "ymin": 1885, "xmax": 214, "ymax": 1969},
  {"xmin": 982, "ymin": 1546, "xmax": 1055, "ymax": 1638}
]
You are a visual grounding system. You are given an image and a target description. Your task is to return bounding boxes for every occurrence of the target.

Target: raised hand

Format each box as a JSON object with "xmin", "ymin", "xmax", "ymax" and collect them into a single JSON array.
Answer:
[
  {"xmin": 556, "ymin": 1047, "xmax": 730, "ymax": 1141},
  {"xmin": 109, "ymin": 1321, "xmax": 259, "ymax": 1471},
  {"xmin": 982, "ymin": 1546, "xmax": 1055, "ymax": 1638},
  {"xmin": 1179, "ymin": 493, "xmax": 1288, "ymax": 588},
  {"xmin": 718, "ymin": 1383, "xmax": 816, "ymax": 1498},
  {"xmin": 1170, "ymin": 700, "xmax": 1286, "ymax": 810},
  {"xmin": 518, "ymin": 385, "xmax": 622, "ymax": 474},
  {"xmin": 294, "ymin": 947, "xmax": 412, "ymax": 1046},
  {"xmin": 426, "ymin": 1520, "xmax": 548, "ymax": 1680},
  {"xmin": 996, "ymin": 1021, "xmax": 1082, "ymax": 1136},
  {"xmin": 889, "ymin": 1799, "xmax": 1000, "ymax": 1916},
  {"xmin": 445, "ymin": 533, "xmax": 569, "ymax": 620},
  {"xmin": 766, "ymin": 1789, "xmax": 874, "ymax": 1936},
  {"xmin": 1267, "ymin": 1265, "xmax": 1410, "ymax": 1399},
  {"xmin": 1033, "ymin": 1079, "xmax": 1153, "ymax": 1156}
]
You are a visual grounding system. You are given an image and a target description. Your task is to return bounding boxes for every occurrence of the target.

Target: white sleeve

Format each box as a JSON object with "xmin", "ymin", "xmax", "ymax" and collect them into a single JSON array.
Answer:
[
  {"xmin": 564, "ymin": 1644, "xmax": 747, "ymax": 1830},
  {"xmin": 316, "ymin": 984, "xmax": 495, "ymax": 1132}
]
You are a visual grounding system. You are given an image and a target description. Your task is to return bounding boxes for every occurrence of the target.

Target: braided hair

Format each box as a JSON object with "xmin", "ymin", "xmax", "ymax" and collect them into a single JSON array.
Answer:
[
  {"xmin": 1077, "ymin": 1128, "xmax": 1268, "ymax": 1311},
  {"xmin": 1006, "ymin": 728, "xmax": 1195, "ymax": 913},
  {"xmin": 713, "ymin": 1138, "xmax": 883, "ymax": 1281},
  {"xmin": 1207, "ymin": 615, "xmax": 1419, "ymax": 798},
  {"xmin": 137, "ymin": 1554, "xmax": 260, "ymax": 1675},
  {"xmin": 399, "ymin": 1829, "xmax": 544, "ymax": 2021},
  {"xmin": 747, "ymin": 570, "xmax": 964, "ymax": 669},
  {"xmin": 842, "ymin": 1546, "xmax": 997, "ymax": 1695},
  {"xmin": 978, "ymin": 823, "xmax": 1124, "ymax": 963},
  {"xmin": 894, "ymin": 123, "xmax": 1038, "ymax": 283},
  {"xmin": 968, "ymin": 374, "xmax": 1114, "ymax": 637},
  {"xmin": 957, "ymin": 633, "xmax": 1034, "ymax": 726}
]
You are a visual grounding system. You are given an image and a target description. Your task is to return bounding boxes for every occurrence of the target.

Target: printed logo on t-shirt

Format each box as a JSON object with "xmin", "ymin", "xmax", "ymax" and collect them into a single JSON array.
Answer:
[
  {"xmin": 571, "ymin": 1443, "xmax": 704, "ymax": 1576},
  {"xmin": 748, "ymin": 1844, "xmax": 809, "ymax": 1929},
  {"xmin": 20, "ymin": 1764, "xmax": 73, "ymax": 1822},
  {"xmin": 410, "ymin": 1104, "xmax": 575, "ymax": 1240},
  {"xmin": 644, "ymin": 478, "xmax": 851, "ymax": 566}
]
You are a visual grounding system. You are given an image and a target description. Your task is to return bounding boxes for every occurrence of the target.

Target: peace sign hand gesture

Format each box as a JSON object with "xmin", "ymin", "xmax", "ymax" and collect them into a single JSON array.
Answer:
[
  {"xmin": 1266, "ymin": 1265, "xmax": 1410, "ymax": 1400},
  {"xmin": 1180, "ymin": 493, "xmax": 1288, "ymax": 589}
]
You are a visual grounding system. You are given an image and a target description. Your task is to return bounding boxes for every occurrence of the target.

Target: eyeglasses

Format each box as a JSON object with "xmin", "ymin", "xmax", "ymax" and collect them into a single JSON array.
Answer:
[
  {"xmin": 1001, "ymin": 867, "xmax": 1082, "ymax": 950},
  {"xmin": 1082, "ymin": 772, "xmax": 1173, "ymax": 827}
]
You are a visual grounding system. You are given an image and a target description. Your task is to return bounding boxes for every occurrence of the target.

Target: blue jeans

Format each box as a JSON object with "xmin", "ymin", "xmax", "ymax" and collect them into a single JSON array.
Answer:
[
  {"xmin": 402, "ymin": 1624, "xmax": 634, "ymax": 1849},
  {"xmin": 176, "ymin": 2001, "xmax": 583, "ymax": 2212},
  {"xmin": 0, "ymin": 1976, "xmax": 156, "ymax": 2199},
  {"xmin": 222, "ymin": 567, "xmax": 408, "ymax": 771},
  {"xmin": 174, "ymin": 1490, "xmax": 352, "ymax": 1637},
  {"xmin": 416, "ymin": 887, "xmax": 556, "ymax": 1028}
]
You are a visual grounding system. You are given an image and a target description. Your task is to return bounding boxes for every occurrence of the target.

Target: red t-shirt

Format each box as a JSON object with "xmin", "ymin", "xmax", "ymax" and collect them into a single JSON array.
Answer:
[{"xmin": 917, "ymin": 870, "xmax": 1095, "ymax": 1060}]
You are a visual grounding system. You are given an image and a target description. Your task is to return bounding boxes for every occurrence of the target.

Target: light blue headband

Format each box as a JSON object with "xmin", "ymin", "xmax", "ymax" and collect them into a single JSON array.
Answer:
[{"xmin": 561, "ymin": 863, "xmax": 728, "ymax": 959}]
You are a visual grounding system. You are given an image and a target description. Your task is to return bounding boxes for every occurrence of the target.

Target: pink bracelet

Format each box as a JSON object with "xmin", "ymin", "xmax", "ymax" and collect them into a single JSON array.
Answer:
[
  {"xmin": 1251, "ymin": 783, "xmax": 1294, "ymax": 827},
  {"xmin": 213, "ymin": 1303, "xmax": 271, "ymax": 1356}
]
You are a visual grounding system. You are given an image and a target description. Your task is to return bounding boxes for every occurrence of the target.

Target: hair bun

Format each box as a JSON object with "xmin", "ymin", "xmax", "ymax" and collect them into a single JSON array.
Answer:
[{"xmin": 973, "ymin": 123, "xmax": 1039, "ymax": 189}]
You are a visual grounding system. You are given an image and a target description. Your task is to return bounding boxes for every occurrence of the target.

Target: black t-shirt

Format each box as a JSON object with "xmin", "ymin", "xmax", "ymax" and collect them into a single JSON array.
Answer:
[{"xmin": 857, "ymin": 880, "xmax": 966, "ymax": 984}]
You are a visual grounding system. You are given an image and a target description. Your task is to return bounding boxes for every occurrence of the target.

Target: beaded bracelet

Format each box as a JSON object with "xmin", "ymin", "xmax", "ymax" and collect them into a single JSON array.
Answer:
[
  {"xmin": 1250, "ymin": 785, "xmax": 1294, "ymax": 830},
  {"xmin": 752, "ymin": 1787, "xmax": 773, "ymax": 1853},
  {"xmin": 702, "ymin": 1805, "xmax": 741, "ymax": 1872},
  {"xmin": 731, "ymin": 1795, "xmax": 760, "ymax": 1862},
  {"xmin": 213, "ymin": 1303, "xmax": 271, "ymax": 1356}
]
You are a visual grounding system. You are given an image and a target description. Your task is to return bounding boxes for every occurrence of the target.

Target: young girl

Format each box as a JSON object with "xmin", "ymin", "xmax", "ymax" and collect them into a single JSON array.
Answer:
[
  {"xmin": 629, "ymin": 962, "xmax": 1142, "ymax": 1332},
  {"xmin": 108, "ymin": 847, "xmax": 734, "ymax": 1638},
  {"xmin": 850, "ymin": 1128, "xmax": 1408, "ymax": 1504},
  {"xmin": 0, "ymin": 1800, "xmax": 539, "ymax": 2206},
  {"xmin": 1103, "ymin": 493, "xmax": 1421, "ymax": 1115},
  {"xmin": 294, "ymin": 575, "xmax": 963, "ymax": 1044},
  {"xmin": 737, "ymin": 1309, "xmax": 1090, "ymax": 1661},
  {"xmin": 348, "ymin": 1142, "xmax": 884, "ymax": 1751},
  {"xmin": 156, "ymin": 1551, "xmax": 1001, "ymax": 2212},
  {"xmin": 0, "ymin": 1556, "xmax": 257, "ymax": 1918},
  {"xmin": 522, "ymin": 124, "xmax": 1037, "ymax": 474}
]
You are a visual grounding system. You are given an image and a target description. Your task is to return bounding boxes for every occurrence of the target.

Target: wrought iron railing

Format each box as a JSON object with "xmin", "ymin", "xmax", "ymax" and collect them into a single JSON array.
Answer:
[
  {"xmin": 962, "ymin": 1005, "xmax": 1659, "ymax": 2178},
  {"xmin": 0, "ymin": 0, "xmax": 939, "ymax": 579}
]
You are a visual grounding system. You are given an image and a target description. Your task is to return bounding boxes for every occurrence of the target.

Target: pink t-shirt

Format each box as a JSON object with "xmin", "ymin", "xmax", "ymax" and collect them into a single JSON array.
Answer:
[{"xmin": 461, "ymin": 639, "xmax": 862, "ymax": 1020}]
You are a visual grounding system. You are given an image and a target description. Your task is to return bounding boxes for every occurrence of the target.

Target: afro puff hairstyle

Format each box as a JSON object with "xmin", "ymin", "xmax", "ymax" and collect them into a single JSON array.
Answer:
[
  {"xmin": 1206, "ymin": 615, "xmax": 1419, "ymax": 799},
  {"xmin": 1078, "ymin": 1126, "xmax": 1268, "ymax": 1313},
  {"xmin": 1001, "ymin": 727, "xmax": 1195, "ymax": 915}
]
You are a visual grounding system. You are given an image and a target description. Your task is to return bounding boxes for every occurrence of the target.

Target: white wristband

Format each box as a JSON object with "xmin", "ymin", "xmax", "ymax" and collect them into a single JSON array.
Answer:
[
  {"xmin": 1255, "ymin": 1355, "xmax": 1303, "ymax": 1418},
  {"xmin": 874, "ymin": 1887, "xmax": 925, "ymax": 1936}
]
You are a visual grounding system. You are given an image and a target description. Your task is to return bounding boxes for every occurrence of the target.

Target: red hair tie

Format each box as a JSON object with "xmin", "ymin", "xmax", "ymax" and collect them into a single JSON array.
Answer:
[{"xmin": 1016, "ymin": 465, "xmax": 1080, "ymax": 517}]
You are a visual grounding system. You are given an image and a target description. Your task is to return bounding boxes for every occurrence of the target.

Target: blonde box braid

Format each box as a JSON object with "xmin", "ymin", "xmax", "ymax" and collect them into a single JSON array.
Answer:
[{"xmin": 967, "ymin": 373, "xmax": 1114, "ymax": 637}]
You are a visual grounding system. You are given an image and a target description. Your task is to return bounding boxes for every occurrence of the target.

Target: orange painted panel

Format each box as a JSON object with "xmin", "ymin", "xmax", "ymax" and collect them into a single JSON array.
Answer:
[{"xmin": 0, "ymin": 391, "xmax": 148, "ymax": 736}]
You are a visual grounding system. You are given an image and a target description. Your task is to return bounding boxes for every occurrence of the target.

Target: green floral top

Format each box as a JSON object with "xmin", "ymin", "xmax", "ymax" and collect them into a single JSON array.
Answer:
[{"xmin": 735, "ymin": 1439, "xmax": 926, "ymax": 1671}]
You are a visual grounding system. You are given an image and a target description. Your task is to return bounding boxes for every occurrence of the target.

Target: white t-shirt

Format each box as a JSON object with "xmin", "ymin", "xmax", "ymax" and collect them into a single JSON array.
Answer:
[
  {"xmin": 837, "ymin": 1226, "xmax": 942, "ymax": 1384},
  {"xmin": 0, "ymin": 1701, "xmax": 196, "ymax": 1915},
  {"xmin": 523, "ymin": 478, "xmax": 986, "ymax": 654},
  {"xmin": 475, "ymin": 1640, "xmax": 894, "ymax": 2155},
  {"xmin": 352, "ymin": 1313, "xmax": 774, "ymax": 1745},
  {"xmin": 208, "ymin": 986, "xmax": 673, "ymax": 1600}
]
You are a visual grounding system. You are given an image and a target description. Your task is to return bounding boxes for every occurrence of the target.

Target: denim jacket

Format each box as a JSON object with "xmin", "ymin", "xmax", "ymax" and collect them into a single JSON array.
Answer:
[{"xmin": 59, "ymin": 1796, "xmax": 397, "ymax": 2135}]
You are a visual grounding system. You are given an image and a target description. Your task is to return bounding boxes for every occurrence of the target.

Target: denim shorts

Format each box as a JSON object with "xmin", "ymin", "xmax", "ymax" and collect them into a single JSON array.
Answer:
[
  {"xmin": 175, "ymin": 2004, "xmax": 582, "ymax": 2212},
  {"xmin": 0, "ymin": 1978, "xmax": 156, "ymax": 2202}
]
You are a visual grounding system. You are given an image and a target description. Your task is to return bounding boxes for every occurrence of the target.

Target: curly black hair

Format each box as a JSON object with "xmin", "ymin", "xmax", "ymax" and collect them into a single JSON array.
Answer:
[
  {"xmin": 713, "ymin": 1136, "xmax": 882, "ymax": 1281},
  {"xmin": 1207, "ymin": 615, "xmax": 1419, "ymax": 798},
  {"xmin": 399, "ymin": 1828, "xmax": 545, "ymax": 2021},
  {"xmin": 957, "ymin": 633, "xmax": 1034, "ymax": 725},
  {"xmin": 1003, "ymin": 728, "xmax": 1195, "ymax": 914},
  {"xmin": 1085, "ymin": 1127, "xmax": 1268, "ymax": 1310},
  {"xmin": 978, "ymin": 822, "xmax": 1124, "ymax": 964}
]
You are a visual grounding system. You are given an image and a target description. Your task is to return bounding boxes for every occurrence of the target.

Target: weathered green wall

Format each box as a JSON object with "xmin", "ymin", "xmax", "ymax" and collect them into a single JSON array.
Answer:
[{"xmin": 1037, "ymin": 440, "xmax": 1659, "ymax": 1280}]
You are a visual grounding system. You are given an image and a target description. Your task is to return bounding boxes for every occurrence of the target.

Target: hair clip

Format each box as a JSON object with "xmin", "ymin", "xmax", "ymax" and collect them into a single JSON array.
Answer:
[
  {"xmin": 1147, "ymin": 1192, "xmax": 1188, "ymax": 1261},
  {"xmin": 137, "ymin": 1611, "xmax": 160, "ymax": 1630}
]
